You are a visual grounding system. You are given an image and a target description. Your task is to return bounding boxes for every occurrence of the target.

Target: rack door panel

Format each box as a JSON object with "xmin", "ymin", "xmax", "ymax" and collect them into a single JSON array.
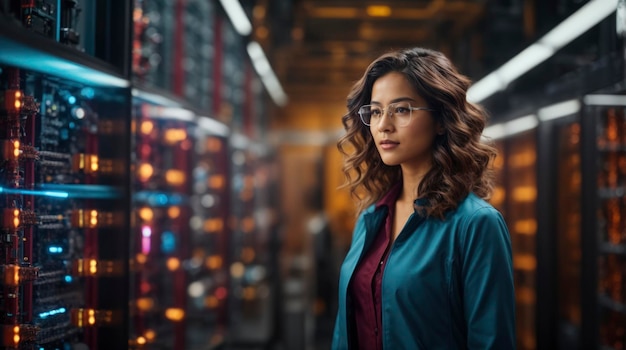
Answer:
[{"xmin": 588, "ymin": 99, "xmax": 626, "ymax": 350}]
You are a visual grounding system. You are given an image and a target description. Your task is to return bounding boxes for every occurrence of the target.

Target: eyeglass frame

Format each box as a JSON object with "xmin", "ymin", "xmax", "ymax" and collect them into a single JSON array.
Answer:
[{"xmin": 358, "ymin": 102, "xmax": 436, "ymax": 127}]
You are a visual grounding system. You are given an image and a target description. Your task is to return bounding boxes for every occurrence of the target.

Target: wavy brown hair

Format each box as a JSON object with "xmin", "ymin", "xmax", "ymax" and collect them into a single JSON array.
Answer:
[{"xmin": 337, "ymin": 47, "xmax": 497, "ymax": 219}]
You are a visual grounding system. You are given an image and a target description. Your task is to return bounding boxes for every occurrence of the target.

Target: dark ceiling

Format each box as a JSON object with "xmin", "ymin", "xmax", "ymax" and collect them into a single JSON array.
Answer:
[
  {"xmin": 257, "ymin": 0, "xmax": 493, "ymax": 100},
  {"xmin": 250, "ymin": 0, "xmax": 614, "ymax": 111}
]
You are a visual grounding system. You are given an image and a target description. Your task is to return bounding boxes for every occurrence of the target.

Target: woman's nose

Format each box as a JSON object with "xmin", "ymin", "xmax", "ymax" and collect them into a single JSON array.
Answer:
[{"xmin": 376, "ymin": 109, "xmax": 393, "ymax": 131}]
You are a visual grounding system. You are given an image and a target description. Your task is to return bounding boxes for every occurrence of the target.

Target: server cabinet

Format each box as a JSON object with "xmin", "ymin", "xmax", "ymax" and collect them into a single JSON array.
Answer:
[
  {"xmin": 496, "ymin": 93, "xmax": 626, "ymax": 350},
  {"xmin": 187, "ymin": 116, "xmax": 231, "ymax": 348},
  {"xmin": 130, "ymin": 99, "xmax": 197, "ymax": 349},
  {"xmin": 582, "ymin": 94, "xmax": 626, "ymax": 350},
  {"xmin": 543, "ymin": 95, "xmax": 626, "ymax": 350},
  {"xmin": 0, "ymin": 3, "xmax": 132, "ymax": 348},
  {"xmin": 490, "ymin": 130, "xmax": 538, "ymax": 350}
]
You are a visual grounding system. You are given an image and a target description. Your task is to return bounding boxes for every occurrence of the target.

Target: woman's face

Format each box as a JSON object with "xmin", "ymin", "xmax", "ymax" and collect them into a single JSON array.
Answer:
[{"xmin": 369, "ymin": 71, "xmax": 440, "ymax": 171}]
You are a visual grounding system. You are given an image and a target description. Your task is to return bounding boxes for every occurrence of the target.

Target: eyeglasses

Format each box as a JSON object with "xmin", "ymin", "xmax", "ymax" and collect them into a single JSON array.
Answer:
[{"xmin": 358, "ymin": 101, "xmax": 435, "ymax": 127}]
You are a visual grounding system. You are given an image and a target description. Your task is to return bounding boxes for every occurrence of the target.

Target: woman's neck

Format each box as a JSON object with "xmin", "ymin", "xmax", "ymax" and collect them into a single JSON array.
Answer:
[{"xmin": 399, "ymin": 163, "xmax": 432, "ymax": 203}]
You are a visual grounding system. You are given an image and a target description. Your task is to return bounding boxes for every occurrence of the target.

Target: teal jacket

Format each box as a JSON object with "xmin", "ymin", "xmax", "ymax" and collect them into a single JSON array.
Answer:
[{"xmin": 332, "ymin": 193, "xmax": 516, "ymax": 349}]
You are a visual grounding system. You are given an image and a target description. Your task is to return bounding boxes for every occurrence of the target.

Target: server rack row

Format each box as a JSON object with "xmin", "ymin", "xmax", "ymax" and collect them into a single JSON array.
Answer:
[
  {"xmin": 485, "ymin": 15, "xmax": 626, "ymax": 349},
  {"xmin": 0, "ymin": 1, "xmax": 279, "ymax": 349}
]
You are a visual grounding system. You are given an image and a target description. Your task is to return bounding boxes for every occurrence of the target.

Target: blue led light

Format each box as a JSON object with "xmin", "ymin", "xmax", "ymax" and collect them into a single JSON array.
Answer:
[
  {"xmin": 64, "ymin": 275, "xmax": 73, "ymax": 283},
  {"xmin": 37, "ymin": 184, "xmax": 122, "ymax": 199},
  {"xmin": 0, "ymin": 187, "xmax": 69, "ymax": 198},
  {"xmin": 67, "ymin": 96, "xmax": 76, "ymax": 104},
  {"xmin": 39, "ymin": 307, "xmax": 66, "ymax": 319},
  {"xmin": 161, "ymin": 231, "xmax": 176, "ymax": 253},
  {"xmin": 134, "ymin": 191, "xmax": 187, "ymax": 207},
  {"xmin": 48, "ymin": 246, "xmax": 63, "ymax": 254},
  {"xmin": 80, "ymin": 87, "xmax": 95, "ymax": 99}
]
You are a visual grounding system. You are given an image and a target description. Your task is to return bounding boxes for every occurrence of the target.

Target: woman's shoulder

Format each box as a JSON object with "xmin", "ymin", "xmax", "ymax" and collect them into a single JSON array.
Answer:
[
  {"xmin": 454, "ymin": 192, "xmax": 500, "ymax": 218},
  {"xmin": 446, "ymin": 192, "xmax": 506, "ymax": 233}
]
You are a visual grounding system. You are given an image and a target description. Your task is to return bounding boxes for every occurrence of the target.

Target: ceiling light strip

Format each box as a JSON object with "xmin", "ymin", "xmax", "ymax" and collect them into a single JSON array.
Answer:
[
  {"xmin": 583, "ymin": 94, "xmax": 626, "ymax": 105},
  {"xmin": 483, "ymin": 114, "xmax": 538, "ymax": 140},
  {"xmin": 468, "ymin": 0, "xmax": 616, "ymax": 103},
  {"xmin": 538, "ymin": 99, "xmax": 581, "ymax": 121},
  {"xmin": 247, "ymin": 41, "xmax": 288, "ymax": 106},
  {"xmin": 219, "ymin": 0, "xmax": 252, "ymax": 36}
]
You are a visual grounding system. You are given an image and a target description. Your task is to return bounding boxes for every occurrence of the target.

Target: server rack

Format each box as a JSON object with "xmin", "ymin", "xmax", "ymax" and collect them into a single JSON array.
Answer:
[
  {"xmin": 0, "ymin": 1, "xmax": 132, "ymax": 349},
  {"xmin": 487, "ymin": 63, "xmax": 626, "ymax": 350},
  {"xmin": 490, "ymin": 130, "xmax": 538, "ymax": 350},
  {"xmin": 1, "ymin": 0, "xmax": 279, "ymax": 349}
]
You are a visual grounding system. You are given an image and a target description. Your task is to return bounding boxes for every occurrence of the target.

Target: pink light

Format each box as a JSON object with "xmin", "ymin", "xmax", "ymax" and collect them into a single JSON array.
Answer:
[
  {"xmin": 141, "ymin": 226, "xmax": 152, "ymax": 254},
  {"xmin": 142, "ymin": 236, "xmax": 151, "ymax": 254}
]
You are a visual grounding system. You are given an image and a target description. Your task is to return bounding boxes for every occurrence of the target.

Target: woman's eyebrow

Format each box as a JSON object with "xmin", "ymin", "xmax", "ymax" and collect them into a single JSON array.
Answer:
[{"xmin": 370, "ymin": 97, "xmax": 417, "ymax": 105}]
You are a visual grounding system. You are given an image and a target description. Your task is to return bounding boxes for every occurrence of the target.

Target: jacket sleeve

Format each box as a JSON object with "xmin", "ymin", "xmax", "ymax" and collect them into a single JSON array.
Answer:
[{"xmin": 460, "ymin": 207, "xmax": 516, "ymax": 349}]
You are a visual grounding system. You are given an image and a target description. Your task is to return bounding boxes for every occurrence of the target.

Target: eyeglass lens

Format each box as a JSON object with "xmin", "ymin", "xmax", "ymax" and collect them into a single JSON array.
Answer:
[{"xmin": 359, "ymin": 102, "xmax": 413, "ymax": 126}]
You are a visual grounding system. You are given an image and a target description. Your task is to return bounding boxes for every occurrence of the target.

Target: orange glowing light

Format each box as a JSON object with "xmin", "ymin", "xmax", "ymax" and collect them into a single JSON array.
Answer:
[
  {"xmin": 89, "ymin": 259, "xmax": 97, "ymax": 275},
  {"xmin": 13, "ymin": 266, "xmax": 19, "ymax": 284},
  {"xmin": 13, "ymin": 209, "xmax": 20, "ymax": 228},
  {"xmin": 139, "ymin": 208, "xmax": 154, "ymax": 221},
  {"xmin": 204, "ymin": 218, "xmax": 224, "ymax": 232},
  {"xmin": 208, "ymin": 175, "xmax": 225, "ymax": 189},
  {"xmin": 140, "ymin": 121, "xmax": 154, "ymax": 135},
  {"xmin": 205, "ymin": 255, "xmax": 223, "ymax": 269},
  {"xmin": 514, "ymin": 254, "xmax": 536, "ymax": 271},
  {"xmin": 166, "ymin": 257, "xmax": 180, "ymax": 271},
  {"xmin": 136, "ymin": 297, "xmax": 155, "ymax": 311},
  {"xmin": 512, "ymin": 186, "xmax": 536, "ymax": 202},
  {"xmin": 490, "ymin": 187, "xmax": 505, "ymax": 206},
  {"xmin": 164, "ymin": 129, "xmax": 187, "ymax": 143},
  {"xmin": 164, "ymin": 308, "xmax": 185, "ymax": 321},
  {"xmin": 137, "ymin": 337, "xmax": 146, "ymax": 345},
  {"xmin": 366, "ymin": 5, "xmax": 391, "ymax": 17},
  {"xmin": 14, "ymin": 95, "xmax": 21, "ymax": 109},
  {"xmin": 136, "ymin": 253, "xmax": 147, "ymax": 264},
  {"xmin": 88, "ymin": 309, "xmax": 95, "ymax": 325},
  {"xmin": 509, "ymin": 151, "xmax": 535, "ymax": 168},
  {"xmin": 167, "ymin": 206, "xmax": 180, "ymax": 219},
  {"xmin": 145, "ymin": 330, "xmax": 156, "ymax": 340},
  {"xmin": 5, "ymin": 265, "xmax": 20, "ymax": 285},
  {"xmin": 90, "ymin": 155, "xmax": 99, "ymax": 171},
  {"xmin": 90, "ymin": 210, "xmax": 98, "ymax": 226},
  {"xmin": 13, "ymin": 140, "xmax": 19, "ymax": 157},
  {"xmin": 514, "ymin": 219, "xmax": 537, "ymax": 235},
  {"xmin": 138, "ymin": 163, "xmax": 154, "ymax": 181},
  {"xmin": 165, "ymin": 170, "xmax": 185, "ymax": 186}
]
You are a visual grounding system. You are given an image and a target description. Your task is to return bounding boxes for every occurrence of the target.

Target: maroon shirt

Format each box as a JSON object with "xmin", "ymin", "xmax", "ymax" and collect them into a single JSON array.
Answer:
[{"xmin": 348, "ymin": 183, "xmax": 402, "ymax": 350}]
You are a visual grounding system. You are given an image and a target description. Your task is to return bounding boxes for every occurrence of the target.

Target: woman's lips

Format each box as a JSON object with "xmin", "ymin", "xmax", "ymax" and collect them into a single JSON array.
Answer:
[{"xmin": 379, "ymin": 140, "xmax": 399, "ymax": 150}]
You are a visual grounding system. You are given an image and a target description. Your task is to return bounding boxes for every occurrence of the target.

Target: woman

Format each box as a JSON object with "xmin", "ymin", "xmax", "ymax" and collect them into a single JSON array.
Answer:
[{"xmin": 332, "ymin": 47, "xmax": 516, "ymax": 349}]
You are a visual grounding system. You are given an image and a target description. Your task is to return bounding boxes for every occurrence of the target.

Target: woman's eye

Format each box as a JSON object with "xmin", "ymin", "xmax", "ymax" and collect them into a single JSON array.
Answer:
[
  {"xmin": 371, "ymin": 109, "xmax": 382, "ymax": 117},
  {"xmin": 395, "ymin": 107, "xmax": 409, "ymax": 114}
]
